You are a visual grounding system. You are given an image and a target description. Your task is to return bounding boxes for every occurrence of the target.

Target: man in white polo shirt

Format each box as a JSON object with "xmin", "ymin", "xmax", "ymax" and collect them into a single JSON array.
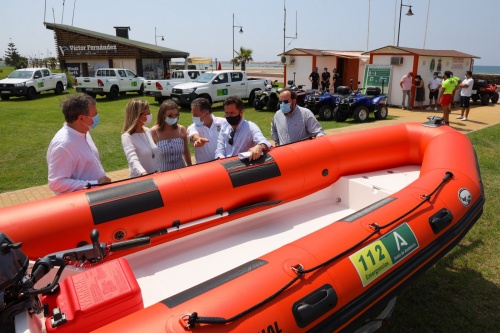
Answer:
[
  {"xmin": 427, "ymin": 72, "xmax": 442, "ymax": 111},
  {"xmin": 400, "ymin": 72, "xmax": 413, "ymax": 110},
  {"xmin": 457, "ymin": 71, "xmax": 474, "ymax": 121}
]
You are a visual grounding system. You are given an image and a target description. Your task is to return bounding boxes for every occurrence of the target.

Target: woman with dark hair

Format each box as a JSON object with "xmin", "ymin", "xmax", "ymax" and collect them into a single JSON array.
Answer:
[
  {"xmin": 151, "ymin": 100, "xmax": 192, "ymax": 171},
  {"xmin": 414, "ymin": 75, "xmax": 425, "ymax": 110}
]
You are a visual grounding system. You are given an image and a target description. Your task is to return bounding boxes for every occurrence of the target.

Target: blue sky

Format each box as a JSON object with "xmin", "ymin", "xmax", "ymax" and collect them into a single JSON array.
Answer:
[{"xmin": 1, "ymin": 0, "xmax": 497, "ymax": 65}]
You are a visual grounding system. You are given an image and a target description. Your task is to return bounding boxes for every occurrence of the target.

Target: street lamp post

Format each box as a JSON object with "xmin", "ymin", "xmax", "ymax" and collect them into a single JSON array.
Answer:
[
  {"xmin": 232, "ymin": 13, "xmax": 243, "ymax": 70},
  {"xmin": 155, "ymin": 27, "xmax": 164, "ymax": 46},
  {"xmin": 397, "ymin": 1, "xmax": 414, "ymax": 47}
]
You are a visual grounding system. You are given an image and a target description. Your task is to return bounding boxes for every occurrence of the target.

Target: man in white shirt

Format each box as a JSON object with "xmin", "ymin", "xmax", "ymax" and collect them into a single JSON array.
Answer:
[
  {"xmin": 427, "ymin": 72, "xmax": 442, "ymax": 111},
  {"xmin": 400, "ymin": 72, "xmax": 413, "ymax": 110},
  {"xmin": 46, "ymin": 94, "xmax": 110, "ymax": 195},
  {"xmin": 187, "ymin": 98, "xmax": 227, "ymax": 163},
  {"xmin": 457, "ymin": 71, "xmax": 474, "ymax": 121}
]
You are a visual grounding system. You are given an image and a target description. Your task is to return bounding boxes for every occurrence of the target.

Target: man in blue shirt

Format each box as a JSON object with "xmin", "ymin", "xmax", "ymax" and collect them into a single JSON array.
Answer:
[{"xmin": 215, "ymin": 96, "xmax": 271, "ymax": 161}]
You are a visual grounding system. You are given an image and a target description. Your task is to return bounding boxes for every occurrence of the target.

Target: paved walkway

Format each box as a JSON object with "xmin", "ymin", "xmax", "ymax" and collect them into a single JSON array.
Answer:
[{"xmin": 1, "ymin": 103, "xmax": 499, "ymax": 209}]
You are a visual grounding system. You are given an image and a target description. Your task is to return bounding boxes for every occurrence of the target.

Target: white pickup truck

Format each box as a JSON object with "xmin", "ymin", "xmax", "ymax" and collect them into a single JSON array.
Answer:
[
  {"xmin": 170, "ymin": 70, "xmax": 266, "ymax": 107},
  {"xmin": 144, "ymin": 70, "xmax": 204, "ymax": 103},
  {"xmin": 75, "ymin": 68, "xmax": 145, "ymax": 100},
  {"xmin": 0, "ymin": 68, "xmax": 67, "ymax": 100}
]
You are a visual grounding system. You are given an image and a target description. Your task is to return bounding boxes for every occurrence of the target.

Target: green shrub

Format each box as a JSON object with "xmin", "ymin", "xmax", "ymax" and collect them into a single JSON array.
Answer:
[{"xmin": 65, "ymin": 71, "xmax": 75, "ymax": 89}]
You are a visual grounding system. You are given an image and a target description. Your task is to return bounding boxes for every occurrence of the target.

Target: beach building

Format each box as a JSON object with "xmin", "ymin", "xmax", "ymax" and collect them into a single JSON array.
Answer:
[
  {"xmin": 363, "ymin": 46, "xmax": 479, "ymax": 108},
  {"xmin": 279, "ymin": 48, "xmax": 369, "ymax": 90},
  {"xmin": 44, "ymin": 23, "xmax": 189, "ymax": 79}
]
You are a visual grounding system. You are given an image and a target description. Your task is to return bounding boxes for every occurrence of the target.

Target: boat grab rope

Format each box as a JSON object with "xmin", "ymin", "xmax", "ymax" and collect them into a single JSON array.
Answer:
[{"xmin": 182, "ymin": 171, "xmax": 454, "ymax": 329}]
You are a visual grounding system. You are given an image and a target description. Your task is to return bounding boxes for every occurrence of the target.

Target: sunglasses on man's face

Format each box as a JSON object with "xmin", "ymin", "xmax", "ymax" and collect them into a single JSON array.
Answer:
[
  {"xmin": 279, "ymin": 100, "xmax": 290, "ymax": 104},
  {"xmin": 228, "ymin": 130, "xmax": 235, "ymax": 145}
]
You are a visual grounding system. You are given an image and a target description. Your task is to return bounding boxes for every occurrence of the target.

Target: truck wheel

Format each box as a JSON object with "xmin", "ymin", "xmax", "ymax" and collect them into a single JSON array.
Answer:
[
  {"xmin": 1, "ymin": 95, "xmax": 10, "ymax": 101},
  {"xmin": 318, "ymin": 105, "xmax": 334, "ymax": 120},
  {"xmin": 248, "ymin": 90, "xmax": 256, "ymax": 106},
  {"xmin": 199, "ymin": 94, "xmax": 212, "ymax": 105},
  {"xmin": 491, "ymin": 92, "xmax": 499, "ymax": 104},
  {"xmin": 54, "ymin": 82, "xmax": 64, "ymax": 95},
  {"xmin": 333, "ymin": 107, "xmax": 348, "ymax": 122},
  {"xmin": 375, "ymin": 105, "xmax": 388, "ymax": 120},
  {"xmin": 353, "ymin": 106, "xmax": 370, "ymax": 122},
  {"xmin": 480, "ymin": 93, "xmax": 489, "ymax": 106},
  {"xmin": 138, "ymin": 84, "xmax": 145, "ymax": 96},
  {"xmin": 26, "ymin": 87, "xmax": 36, "ymax": 100},
  {"xmin": 107, "ymin": 86, "xmax": 119, "ymax": 100}
]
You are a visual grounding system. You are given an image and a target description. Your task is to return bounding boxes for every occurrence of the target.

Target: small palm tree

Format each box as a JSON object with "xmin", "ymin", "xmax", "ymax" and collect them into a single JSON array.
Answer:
[{"xmin": 231, "ymin": 47, "xmax": 253, "ymax": 71}]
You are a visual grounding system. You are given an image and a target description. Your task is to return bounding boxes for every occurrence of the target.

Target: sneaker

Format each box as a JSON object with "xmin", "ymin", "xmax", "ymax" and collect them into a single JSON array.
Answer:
[
  {"xmin": 462, "ymin": 117, "xmax": 468, "ymax": 121},
  {"xmin": 434, "ymin": 108, "xmax": 438, "ymax": 111},
  {"xmin": 426, "ymin": 107, "xmax": 432, "ymax": 110},
  {"xmin": 456, "ymin": 115, "xmax": 463, "ymax": 119}
]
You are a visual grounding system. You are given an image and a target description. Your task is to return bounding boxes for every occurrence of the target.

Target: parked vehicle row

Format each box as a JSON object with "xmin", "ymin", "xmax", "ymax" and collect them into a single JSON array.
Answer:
[{"xmin": 75, "ymin": 68, "xmax": 145, "ymax": 100}]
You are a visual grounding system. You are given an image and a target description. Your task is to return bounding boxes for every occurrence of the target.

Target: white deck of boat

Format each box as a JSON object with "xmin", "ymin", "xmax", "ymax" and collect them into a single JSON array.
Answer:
[{"xmin": 122, "ymin": 165, "xmax": 421, "ymax": 307}]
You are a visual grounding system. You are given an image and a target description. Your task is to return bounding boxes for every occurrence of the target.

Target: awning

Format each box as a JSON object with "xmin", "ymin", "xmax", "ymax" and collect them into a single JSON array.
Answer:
[{"xmin": 188, "ymin": 57, "xmax": 212, "ymax": 64}]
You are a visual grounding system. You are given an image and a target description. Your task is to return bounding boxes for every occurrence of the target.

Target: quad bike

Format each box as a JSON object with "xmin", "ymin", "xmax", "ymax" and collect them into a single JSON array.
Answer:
[
  {"xmin": 333, "ymin": 78, "xmax": 388, "ymax": 123},
  {"xmin": 304, "ymin": 86, "xmax": 352, "ymax": 120},
  {"xmin": 253, "ymin": 80, "xmax": 279, "ymax": 111},
  {"xmin": 0, "ymin": 230, "xmax": 150, "ymax": 333},
  {"xmin": 277, "ymin": 80, "xmax": 307, "ymax": 108},
  {"xmin": 471, "ymin": 79, "xmax": 498, "ymax": 105}
]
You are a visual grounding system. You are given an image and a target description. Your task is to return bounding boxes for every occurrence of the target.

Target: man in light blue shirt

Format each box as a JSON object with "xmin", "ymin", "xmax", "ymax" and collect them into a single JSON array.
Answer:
[
  {"xmin": 271, "ymin": 88, "xmax": 325, "ymax": 146},
  {"xmin": 215, "ymin": 96, "xmax": 271, "ymax": 161}
]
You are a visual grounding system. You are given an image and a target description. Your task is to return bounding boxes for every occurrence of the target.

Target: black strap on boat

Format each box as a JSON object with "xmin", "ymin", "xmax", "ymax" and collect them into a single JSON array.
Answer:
[{"xmin": 182, "ymin": 171, "xmax": 454, "ymax": 328}]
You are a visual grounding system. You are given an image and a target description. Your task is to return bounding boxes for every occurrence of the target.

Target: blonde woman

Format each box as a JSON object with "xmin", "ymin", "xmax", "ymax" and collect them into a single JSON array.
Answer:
[
  {"xmin": 151, "ymin": 100, "xmax": 192, "ymax": 171},
  {"xmin": 121, "ymin": 99, "xmax": 161, "ymax": 177}
]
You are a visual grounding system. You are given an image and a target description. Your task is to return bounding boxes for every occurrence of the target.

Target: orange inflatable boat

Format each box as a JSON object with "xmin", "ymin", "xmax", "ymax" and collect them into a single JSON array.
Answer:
[{"xmin": 0, "ymin": 122, "xmax": 484, "ymax": 332}]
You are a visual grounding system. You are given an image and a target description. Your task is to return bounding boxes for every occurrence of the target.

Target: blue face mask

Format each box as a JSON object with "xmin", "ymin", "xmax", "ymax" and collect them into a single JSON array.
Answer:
[
  {"xmin": 165, "ymin": 116, "xmax": 178, "ymax": 126},
  {"xmin": 87, "ymin": 114, "xmax": 100, "ymax": 130},
  {"xmin": 280, "ymin": 102, "xmax": 291, "ymax": 114},
  {"xmin": 192, "ymin": 116, "xmax": 203, "ymax": 127}
]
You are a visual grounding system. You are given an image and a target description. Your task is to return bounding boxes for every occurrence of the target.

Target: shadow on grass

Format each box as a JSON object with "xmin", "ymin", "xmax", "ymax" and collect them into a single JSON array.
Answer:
[
  {"xmin": 0, "ymin": 91, "xmax": 71, "ymax": 102},
  {"xmin": 386, "ymin": 238, "xmax": 499, "ymax": 332}
]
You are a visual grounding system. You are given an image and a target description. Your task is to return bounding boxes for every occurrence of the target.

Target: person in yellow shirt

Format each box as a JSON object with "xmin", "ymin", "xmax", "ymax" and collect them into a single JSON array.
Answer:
[{"xmin": 438, "ymin": 71, "xmax": 459, "ymax": 125}]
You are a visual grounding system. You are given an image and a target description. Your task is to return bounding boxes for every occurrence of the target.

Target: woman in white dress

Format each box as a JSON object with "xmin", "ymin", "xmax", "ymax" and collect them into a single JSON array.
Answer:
[{"xmin": 121, "ymin": 99, "xmax": 161, "ymax": 177}]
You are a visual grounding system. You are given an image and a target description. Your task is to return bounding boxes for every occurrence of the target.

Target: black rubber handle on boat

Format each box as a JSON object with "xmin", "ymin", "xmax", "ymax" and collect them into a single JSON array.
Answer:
[{"xmin": 109, "ymin": 236, "xmax": 151, "ymax": 252}]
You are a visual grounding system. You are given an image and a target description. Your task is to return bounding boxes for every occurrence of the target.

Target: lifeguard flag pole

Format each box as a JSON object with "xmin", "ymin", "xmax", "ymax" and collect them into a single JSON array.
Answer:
[{"xmin": 218, "ymin": 62, "xmax": 222, "ymax": 70}]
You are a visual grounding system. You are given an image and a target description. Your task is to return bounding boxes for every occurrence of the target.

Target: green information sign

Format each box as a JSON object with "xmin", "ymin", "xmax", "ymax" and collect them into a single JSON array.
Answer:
[
  {"xmin": 363, "ymin": 65, "xmax": 391, "ymax": 92},
  {"xmin": 217, "ymin": 88, "xmax": 228, "ymax": 96},
  {"xmin": 349, "ymin": 223, "xmax": 419, "ymax": 287}
]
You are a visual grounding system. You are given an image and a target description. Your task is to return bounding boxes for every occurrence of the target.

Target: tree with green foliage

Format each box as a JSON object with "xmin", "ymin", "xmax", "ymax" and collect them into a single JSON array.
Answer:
[
  {"xmin": 4, "ymin": 42, "xmax": 21, "ymax": 68},
  {"xmin": 231, "ymin": 47, "xmax": 253, "ymax": 71}
]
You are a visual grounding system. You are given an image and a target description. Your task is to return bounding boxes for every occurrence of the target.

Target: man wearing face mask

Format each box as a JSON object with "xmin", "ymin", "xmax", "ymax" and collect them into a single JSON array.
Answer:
[
  {"xmin": 187, "ymin": 98, "xmax": 227, "ymax": 163},
  {"xmin": 427, "ymin": 72, "xmax": 442, "ymax": 111},
  {"xmin": 215, "ymin": 96, "xmax": 271, "ymax": 161},
  {"xmin": 271, "ymin": 88, "xmax": 325, "ymax": 146},
  {"xmin": 46, "ymin": 93, "xmax": 110, "ymax": 195}
]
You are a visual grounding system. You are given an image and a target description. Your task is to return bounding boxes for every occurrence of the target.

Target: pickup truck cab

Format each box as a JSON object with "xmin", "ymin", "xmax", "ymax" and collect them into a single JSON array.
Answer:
[
  {"xmin": 75, "ymin": 68, "xmax": 145, "ymax": 100},
  {"xmin": 144, "ymin": 70, "xmax": 203, "ymax": 103},
  {"xmin": 0, "ymin": 68, "xmax": 67, "ymax": 100},
  {"xmin": 170, "ymin": 70, "xmax": 266, "ymax": 107}
]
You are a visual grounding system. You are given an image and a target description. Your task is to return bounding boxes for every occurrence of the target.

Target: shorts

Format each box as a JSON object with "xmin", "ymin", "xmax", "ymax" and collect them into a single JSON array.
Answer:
[
  {"xmin": 460, "ymin": 96, "xmax": 470, "ymax": 108},
  {"xmin": 429, "ymin": 90, "xmax": 439, "ymax": 100},
  {"xmin": 440, "ymin": 94, "xmax": 452, "ymax": 106}
]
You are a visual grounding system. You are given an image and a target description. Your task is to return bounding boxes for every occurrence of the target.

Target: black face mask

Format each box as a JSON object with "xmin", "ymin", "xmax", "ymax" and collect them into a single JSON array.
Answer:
[{"xmin": 225, "ymin": 114, "xmax": 241, "ymax": 126}]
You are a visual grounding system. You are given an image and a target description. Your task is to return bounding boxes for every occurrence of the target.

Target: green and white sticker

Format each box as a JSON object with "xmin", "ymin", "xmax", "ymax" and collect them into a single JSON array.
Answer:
[
  {"xmin": 217, "ymin": 88, "xmax": 228, "ymax": 96},
  {"xmin": 349, "ymin": 223, "xmax": 419, "ymax": 287}
]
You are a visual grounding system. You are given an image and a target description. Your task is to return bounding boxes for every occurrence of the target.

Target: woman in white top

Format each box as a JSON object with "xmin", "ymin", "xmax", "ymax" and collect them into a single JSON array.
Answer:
[{"xmin": 121, "ymin": 99, "xmax": 161, "ymax": 177}]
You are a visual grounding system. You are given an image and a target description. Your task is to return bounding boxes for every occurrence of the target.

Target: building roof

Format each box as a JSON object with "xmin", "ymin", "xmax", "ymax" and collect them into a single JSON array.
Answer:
[
  {"xmin": 363, "ymin": 45, "xmax": 480, "ymax": 59},
  {"xmin": 44, "ymin": 22, "xmax": 189, "ymax": 58},
  {"xmin": 281, "ymin": 48, "xmax": 367, "ymax": 59}
]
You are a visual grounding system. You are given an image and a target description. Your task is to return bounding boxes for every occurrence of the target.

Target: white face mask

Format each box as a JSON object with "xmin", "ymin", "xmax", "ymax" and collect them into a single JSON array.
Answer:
[
  {"xmin": 143, "ymin": 114, "xmax": 152, "ymax": 126},
  {"xmin": 165, "ymin": 116, "xmax": 178, "ymax": 126}
]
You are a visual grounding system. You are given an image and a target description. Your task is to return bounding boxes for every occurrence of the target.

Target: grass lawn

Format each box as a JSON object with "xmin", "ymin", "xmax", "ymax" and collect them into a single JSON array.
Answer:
[{"xmin": 0, "ymin": 68, "xmax": 498, "ymax": 331}]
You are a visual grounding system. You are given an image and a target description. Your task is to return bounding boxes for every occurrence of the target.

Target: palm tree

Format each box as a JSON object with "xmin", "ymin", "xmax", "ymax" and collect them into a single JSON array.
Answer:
[{"xmin": 231, "ymin": 47, "xmax": 253, "ymax": 71}]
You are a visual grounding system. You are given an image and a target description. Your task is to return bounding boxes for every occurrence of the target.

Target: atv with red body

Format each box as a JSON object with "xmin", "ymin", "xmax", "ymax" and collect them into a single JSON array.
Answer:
[{"xmin": 471, "ymin": 79, "xmax": 498, "ymax": 105}]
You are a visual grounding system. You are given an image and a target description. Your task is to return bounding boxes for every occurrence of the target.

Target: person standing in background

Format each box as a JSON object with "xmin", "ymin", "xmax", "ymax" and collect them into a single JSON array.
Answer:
[
  {"xmin": 151, "ymin": 100, "xmax": 192, "ymax": 171},
  {"xmin": 438, "ymin": 71, "xmax": 459, "ymax": 125},
  {"xmin": 321, "ymin": 67, "xmax": 330, "ymax": 92},
  {"xmin": 457, "ymin": 71, "xmax": 474, "ymax": 121},
  {"xmin": 427, "ymin": 72, "xmax": 442, "ymax": 111},
  {"xmin": 400, "ymin": 72, "xmax": 413, "ymax": 110},
  {"xmin": 121, "ymin": 99, "xmax": 160, "ymax": 177},
  {"xmin": 47, "ymin": 94, "xmax": 110, "ymax": 195},
  {"xmin": 332, "ymin": 68, "xmax": 341, "ymax": 92},
  {"xmin": 414, "ymin": 75, "xmax": 425, "ymax": 110},
  {"xmin": 309, "ymin": 67, "xmax": 319, "ymax": 90}
]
